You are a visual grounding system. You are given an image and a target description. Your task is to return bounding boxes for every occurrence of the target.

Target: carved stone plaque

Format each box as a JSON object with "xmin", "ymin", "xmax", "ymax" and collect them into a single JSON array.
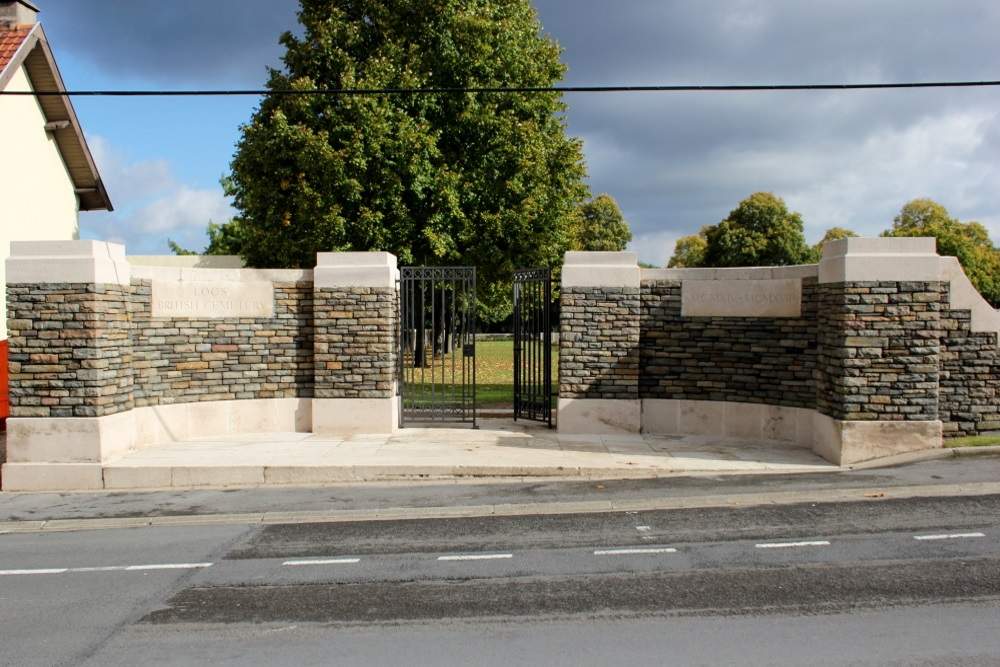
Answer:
[
  {"xmin": 681, "ymin": 279, "xmax": 802, "ymax": 317},
  {"xmin": 151, "ymin": 280, "xmax": 275, "ymax": 318}
]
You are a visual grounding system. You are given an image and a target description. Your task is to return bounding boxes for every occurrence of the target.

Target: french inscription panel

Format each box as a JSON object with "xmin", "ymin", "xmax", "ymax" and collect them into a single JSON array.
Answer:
[
  {"xmin": 151, "ymin": 280, "xmax": 275, "ymax": 318},
  {"xmin": 681, "ymin": 278, "xmax": 802, "ymax": 318}
]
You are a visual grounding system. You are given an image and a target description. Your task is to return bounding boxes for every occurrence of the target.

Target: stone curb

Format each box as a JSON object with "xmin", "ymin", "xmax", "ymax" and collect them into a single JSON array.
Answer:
[
  {"xmin": 949, "ymin": 445, "xmax": 1000, "ymax": 458},
  {"xmin": 3, "ymin": 481, "xmax": 1000, "ymax": 534}
]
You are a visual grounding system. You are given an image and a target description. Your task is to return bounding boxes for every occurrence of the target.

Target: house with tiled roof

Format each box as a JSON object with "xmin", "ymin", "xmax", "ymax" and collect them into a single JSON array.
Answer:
[{"xmin": 0, "ymin": 0, "xmax": 112, "ymax": 421}]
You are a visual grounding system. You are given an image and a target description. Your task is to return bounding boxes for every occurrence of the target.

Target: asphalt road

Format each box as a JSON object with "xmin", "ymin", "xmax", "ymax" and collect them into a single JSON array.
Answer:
[{"xmin": 2, "ymin": 492, "xmax": 1000, "ymax": 665}]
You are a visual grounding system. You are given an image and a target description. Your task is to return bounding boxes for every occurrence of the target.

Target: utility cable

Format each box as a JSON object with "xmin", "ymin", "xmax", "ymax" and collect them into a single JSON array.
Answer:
[{"xmin": 2, "ymin": 80, "xmax": 999, "ymax": 97}]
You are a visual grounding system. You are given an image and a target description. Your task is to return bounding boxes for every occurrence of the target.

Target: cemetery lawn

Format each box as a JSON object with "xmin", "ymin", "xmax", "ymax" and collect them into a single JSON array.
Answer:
[{"xmin": 476, "ymin": 339, "xmax": 558, "ymax": 407}]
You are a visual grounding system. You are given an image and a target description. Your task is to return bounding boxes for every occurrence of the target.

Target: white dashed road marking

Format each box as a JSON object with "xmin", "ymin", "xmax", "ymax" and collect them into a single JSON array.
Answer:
[
  {"xmin": 0, "ymin": 563, "xmax": 213, "ymax": 576},
  {"xmin": 913, "ymin": 532, "xmax": 986, "ymax": 541},
  {"xmin": 283, "ymin": 558, "xmax": 361, "ymax": 566},
  {"xmin": 594, "ymin": 547, "xmax": 677, "ymax": 556},
  {"xmin": 755, "ymin": 540, "xmax": 831, "ymax": 549},
  {"xmin": 438, "ymin": 553, "xmax": 513, "ymax": 562}
]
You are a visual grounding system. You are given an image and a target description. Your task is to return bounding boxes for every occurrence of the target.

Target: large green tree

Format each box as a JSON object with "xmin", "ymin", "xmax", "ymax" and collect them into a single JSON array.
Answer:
[
  {"xmin": 667, "ymin": 227, "xmax": 708, "ymax": 268},
  {"xmin": 228, "ymin": 0, "xmax": 589, "ymax": 320},
  {"xmin": 808, "ymin": 226, "xmax": 858, "ymax": 262},
  {"xmin": 571, "ymin": 194, "xmax": 632, "ymax": 251},
  {"xmin": 701, "ymin": 192, "xmax": 811, "ymax": 267},
  {"xmin": 882, "ymin": 198, "xmax": 1000, "ymax": 307}
]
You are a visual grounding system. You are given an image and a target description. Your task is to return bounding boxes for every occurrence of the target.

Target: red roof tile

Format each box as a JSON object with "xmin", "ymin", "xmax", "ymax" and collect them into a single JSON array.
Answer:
[{"xmin": 0, "ymin": 24, "xmax": 33, "ymax": 75}]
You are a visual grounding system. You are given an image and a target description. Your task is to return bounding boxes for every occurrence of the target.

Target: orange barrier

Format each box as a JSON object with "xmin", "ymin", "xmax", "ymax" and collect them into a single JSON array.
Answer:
[{"xmin": 0, "ymin": 339, "xmax": 8, "ymax": 422}]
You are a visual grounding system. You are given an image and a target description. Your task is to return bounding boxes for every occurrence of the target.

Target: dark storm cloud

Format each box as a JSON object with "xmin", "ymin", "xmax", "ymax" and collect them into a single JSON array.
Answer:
[
  {"xmin": 531, "ymin": 0, "xmax": 1000, "ymax": 261},
  {"xmin": 38, "ymin": 0, "xmax": 301, "ymax": 85}
]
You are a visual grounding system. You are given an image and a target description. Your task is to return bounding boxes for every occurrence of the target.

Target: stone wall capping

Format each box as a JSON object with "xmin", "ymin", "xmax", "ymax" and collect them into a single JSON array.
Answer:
[
  {"xmin": 563, "ymin": 251, "xmax": 640, "ymax": 288},
  {"xmin": 642, "ymin": 265, "xmax": 818, "ymax": 282},
  {"xmin": 819, "ymin": 237, "xmax": 941, "ymax": 283},
  {"xmin": 128, "ymin": 255, "xmax": 245, "ymax": 269},
  {"xmin": 940, "ymin": 256, "xmax": 1000, "ymax": 345},
  {"xmin": 773, "ymin": 264, "xmax": 820, "ymax": 279},
  {"xmin": 314, "ymin": 251, "xmax": 398, "ymax": 288},
  {"xmin": 131, "ymin": 265, "xmax": 312, "ymax": 283},
  {"xmin": 7, "ymin": 240, "xmax": 131, "ymax": 285}
]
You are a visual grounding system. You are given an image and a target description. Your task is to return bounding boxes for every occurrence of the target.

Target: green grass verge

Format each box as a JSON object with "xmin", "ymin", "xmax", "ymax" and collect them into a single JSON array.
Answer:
[
  {"xmin": 476, "ymin": 339, "xmax": 558, "ymax": 407},
  {"xmin": 945, "ymin": 434, "xmax": 1000, "ymax": 448},
  {"xmin": 401, "ymin": 339, "xmax": 557, "ymax": 408}
]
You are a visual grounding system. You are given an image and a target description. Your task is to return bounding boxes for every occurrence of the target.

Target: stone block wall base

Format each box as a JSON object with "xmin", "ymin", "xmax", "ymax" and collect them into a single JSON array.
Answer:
[
  {"xmin": 312, "ymin": 397, "xmax": 399, "ymax": 435},
  {"xmin": 812, "ymin": 414, "xmax": 943, "ymax": 465},
  {"xmin": 6, "ymin": 412, "xmax": 138, "ymax": 464},
  {"xmin": 1, "ymin": 463, "xmax": 104, "ymax": 491},
  {"xmin": 558, "ymin": 398, "xmax": 641, "ymax": 435},
  {"xmin": 134, "ymin": 398, "xmax": 313, "ymax": 444},
  {"xmin": 642, "ymin": 399, "xmax": 814, "ymax": 445}
]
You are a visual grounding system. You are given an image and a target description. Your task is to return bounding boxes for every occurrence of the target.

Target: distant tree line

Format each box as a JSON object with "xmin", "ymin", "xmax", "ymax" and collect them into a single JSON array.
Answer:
[{"xmin": 667, "ymin": 193, "xmax": 1000, "ymax": 308}]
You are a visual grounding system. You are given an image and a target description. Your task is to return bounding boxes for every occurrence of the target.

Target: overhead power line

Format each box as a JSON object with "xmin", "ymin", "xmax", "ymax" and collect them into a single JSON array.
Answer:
[{"xmin": 2, "ymin": 80, "xmax": 1000, "ymax": 97}]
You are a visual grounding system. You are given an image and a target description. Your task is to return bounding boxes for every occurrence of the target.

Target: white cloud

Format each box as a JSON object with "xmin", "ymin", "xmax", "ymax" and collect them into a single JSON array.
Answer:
[
  {"xmin": 86, "ymin": 135, "xmax": 175, "ymax": 205},
  {"xmin": 628, "ymin": 229, "xmax": 682, "ymax": 268},
  {"xmin": 779, "ymin": 109, "xmax": 1000, "ymax": 242},
  {"xmin": 80, "ymin": 136, "xmax": 235, "ymax": 255}
]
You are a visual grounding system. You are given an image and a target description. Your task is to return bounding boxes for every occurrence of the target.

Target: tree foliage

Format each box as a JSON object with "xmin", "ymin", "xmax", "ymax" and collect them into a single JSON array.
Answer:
[
  {"xmin": 667, "ymin": 228, "xmax": 708, "ymax": 268},
  {"xmin": 168, "ymin": 221, "xmax": 246, "ymax": 256},
  {"xmin": 227, "ymin": 0, "xmax": 589, "ymax": 320},
  {"xmin": 809, "ymin": 226, "xmax": 858, "ymax": 262},
  {"xmin": 571, "ymin": 194, "xmax": 632, "ymax": 252},
  {"xmin": 701, "ymin": 192, "xmax": 811, "ymax": 267},
  {"xmin": 882, "ymin": 198, "xmax": 1000, "ymax": 307}
]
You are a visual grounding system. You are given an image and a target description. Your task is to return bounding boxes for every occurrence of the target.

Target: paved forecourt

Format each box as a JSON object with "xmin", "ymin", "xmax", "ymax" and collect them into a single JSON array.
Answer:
[{"xmin": 90, "ymin": 419, "xmax": 835, "ymax": 491}]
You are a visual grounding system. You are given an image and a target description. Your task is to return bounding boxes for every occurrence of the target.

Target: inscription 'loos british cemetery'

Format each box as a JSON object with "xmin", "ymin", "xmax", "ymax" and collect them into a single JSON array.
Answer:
[
  {"xmin": 681, "ymin": 278, "xmax": 803, "ymax": 317},
  {"xmin": 150, "ymin": 280, "xmax": 276, "ymax": 319}
]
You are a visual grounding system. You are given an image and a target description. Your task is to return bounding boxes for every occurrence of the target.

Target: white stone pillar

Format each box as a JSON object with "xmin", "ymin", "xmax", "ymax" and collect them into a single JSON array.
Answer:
[
  {"xmin": 814, "ymin": 237, "xmax": 943, "ymax": 464},
  {"xmin": 558, "ymin": 251, "xmax": 642, "ymax": 434},
  {"xmin": 3, "ymin": 241, "xmax": 134, "ymax": 491},
  {"xmin": 312, "ymin": 252, "xmax": 400, "ymax": 435}
]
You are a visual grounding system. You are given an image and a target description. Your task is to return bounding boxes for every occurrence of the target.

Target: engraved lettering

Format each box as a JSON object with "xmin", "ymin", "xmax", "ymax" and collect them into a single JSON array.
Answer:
[{"xmin": 150, "ymin": 280, "xmax": 275, "ymax": 319}]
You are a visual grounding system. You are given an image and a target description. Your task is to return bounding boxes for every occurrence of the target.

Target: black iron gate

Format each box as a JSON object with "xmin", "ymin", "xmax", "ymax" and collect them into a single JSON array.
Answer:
[
  {"xmin": 398, "ymin": 267, "xmax": 477, "ymax": 427},
  {"xmin": 513, "ymin": 267, "xmax": 555, "ymax": 427}
]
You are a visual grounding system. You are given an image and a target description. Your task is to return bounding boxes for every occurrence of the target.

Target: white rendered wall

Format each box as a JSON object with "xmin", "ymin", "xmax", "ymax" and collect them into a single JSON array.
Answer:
[{"xmin": 0, "ymin": 66, "xmax": 81, "ymax": 339}]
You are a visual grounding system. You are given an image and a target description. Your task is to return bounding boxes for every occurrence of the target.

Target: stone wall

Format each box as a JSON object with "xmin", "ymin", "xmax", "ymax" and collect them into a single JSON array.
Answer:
[
  {"xmin": 816, "ymin": 281, "xmax": 943, "ymax": 423},
  {"xmin": 559, "ymin": 286, "xmax": 640, "ymax": 400},
  {"xmin": 7, "ymin": 283, "xmax": 133, "ymax": 418},
  {"xmin": 639, "ymin": 277, "xmax": 818, "ymax": 409},
  {"xmin": 314, "ymin": 287, "xmax": 396, "ymax": 399},
  {"xmin": 560, "ymin": 241, "xmax": 1000, "ymax": 464},
  {"xmin": 131, "ymin": 279, "xmax": 314, "ymax": 406},
  {"xmin": 940, "ymin": 289, "xmax": 1000, "ymax": 436},
  {"xmin": 2, "ymin": 243, "xmax": 402, "ymax": 492}
]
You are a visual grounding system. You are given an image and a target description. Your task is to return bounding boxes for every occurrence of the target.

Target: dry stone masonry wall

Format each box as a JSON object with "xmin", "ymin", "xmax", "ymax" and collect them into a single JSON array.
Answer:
[
  {"xmin": 940, "ymin": 289, "xmax": 1000, "ymax": 436},
  {"xmin": 131, "ymin": 280, "xmax": 314, "ymax": 407},
  {"xmin": 559, "ymin": 286, "xmax": 640, "ymax": 400},
  {"xmin": 639, "ymin": 278, "xmax": 819, "ymax": 409},
  {"xmin": 7, "ymin": 283, "xmax": 133, "ymax": 418},
  {"xmin": 314, "ymin": 287, "xmax": 397, "ymax": 399}
]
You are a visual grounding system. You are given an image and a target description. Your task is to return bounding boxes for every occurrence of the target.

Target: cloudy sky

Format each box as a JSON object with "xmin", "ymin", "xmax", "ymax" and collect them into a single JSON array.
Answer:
[{"xmin": 34, "ymin": 0, "xmax": 1000, "ymax": 265}]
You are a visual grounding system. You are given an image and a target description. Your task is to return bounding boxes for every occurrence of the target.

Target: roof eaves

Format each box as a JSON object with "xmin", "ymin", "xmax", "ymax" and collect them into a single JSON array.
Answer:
[{"xmin": 2, "ymin": 23, "xmax": 113, "ymax": 211}]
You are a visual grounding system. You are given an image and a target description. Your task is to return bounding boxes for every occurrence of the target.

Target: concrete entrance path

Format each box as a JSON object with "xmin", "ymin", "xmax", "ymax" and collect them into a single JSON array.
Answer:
[{"xmin": 99, "ymin": 419, "xmax": 837, "ymax": 491}]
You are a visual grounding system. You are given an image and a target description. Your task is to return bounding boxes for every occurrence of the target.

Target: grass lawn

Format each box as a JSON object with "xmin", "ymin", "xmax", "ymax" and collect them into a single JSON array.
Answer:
[
  {"xmin": 476, "ymin": 339, "xmax": 559, "ymax": 406},
  {"xmin": 945, "ymin": 434, "xmax": 1000, "ymax": 447},
  {"xmin": 400, "ymin": 339, "xmax": 557, "ymax": 408}
]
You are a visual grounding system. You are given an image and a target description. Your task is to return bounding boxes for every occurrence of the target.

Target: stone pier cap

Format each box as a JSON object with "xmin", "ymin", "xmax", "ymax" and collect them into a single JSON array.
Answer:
[{"xmin": 7, "ymin": 240, "xmax": 130, "ymax": 285}]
